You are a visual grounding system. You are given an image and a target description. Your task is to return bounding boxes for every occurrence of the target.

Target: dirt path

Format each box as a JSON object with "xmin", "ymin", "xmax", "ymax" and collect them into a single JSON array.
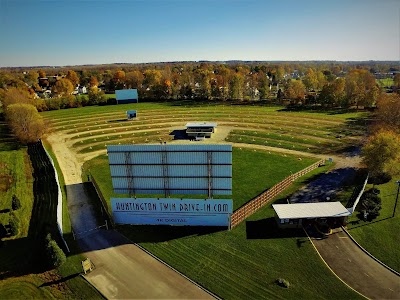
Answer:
[{"xmin": 46, "ymin": 132, "xmax": 214, "ymax": 299}]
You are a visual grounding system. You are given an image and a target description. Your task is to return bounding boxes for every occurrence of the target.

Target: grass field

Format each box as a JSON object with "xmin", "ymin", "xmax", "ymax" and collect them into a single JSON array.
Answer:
[
  {"xmin": 376, "ymin": 78, "xmax": 394, "ymax": 87},
  {"xmin": 346, "ymin": 178, "xmax": 400, "ymax": 272},
  {"xmin": 41, "ymin": 102, "xmax": 370, "ymax": 298},
  {"xmin": 85, "ymin": 149, "xmax": 360, "ymax": 299},
  {"xmin": 41, "ymin": 102, "xmax": 368, "ymax": 158}
]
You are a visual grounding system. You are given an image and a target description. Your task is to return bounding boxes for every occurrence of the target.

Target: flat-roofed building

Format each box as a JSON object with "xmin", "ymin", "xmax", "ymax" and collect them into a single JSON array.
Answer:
[
  {"xmin": 272, "ymin": 202, "xmax": 351, "ymax": 228},
  {"xmin": 185, "ymin": 122, "xmax": 217, "ymax": 140}
]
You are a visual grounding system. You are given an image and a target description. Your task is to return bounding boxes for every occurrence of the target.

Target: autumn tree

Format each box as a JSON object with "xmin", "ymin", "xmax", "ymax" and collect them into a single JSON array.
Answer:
[
  {"xmin": 66, "ymin": 70, "xmax": 80, "ymax": 86},
  {"xmin": 303, "ymin": 68, "xmax": 318, "ymax": 91},
  {"xmin": 374, "ymin": 93, "xmax": 400, "ymax": 133},
  {"xmin": 0, "ymin": 87, "xmax": 35, "ymax": 108},
  {"xmin": 89, "ymin": 76, "xmax": 99, "ymax": 87},
  {"xmin": 318, "ymin": 78, "xmax": 345, "ymax": 107},
  {"xmin": 52, "ymin": 78, "xmax": 74, "ymax": 97},
  {"xmin": 125, "ymin": 71, "xmax": 143, "ymax": 89},
  {"xmin": 113, "ymin": 70, "xmax": 126, "ymax": 89},
  {"xmin": 24, "ymin": 71, "xmax": 39, "ymax": 86},
  {"xmin": 284, "ymin": 80, "xmax": 306, "ymax": 102},
  {"xmin": 5, "ymin": 104, "xmax": 45, "ymax": 143},
  {"xmin": 345, "ymin": 70, "xmax": 378, "ymax": 108},
  {"xmin": 87, "ymin": 86, "xmax": 106, "ymax": 105},
  {"xmin": 38, "ymin": 70, "xmax": 46, "ymax": 78},
  {"xmin": 229, "ymin": 73, "xmax": 244, "ymax": 100},
  {"xmin": 362, "ymin": 130, "xmax": 400, "ymax": 177}
]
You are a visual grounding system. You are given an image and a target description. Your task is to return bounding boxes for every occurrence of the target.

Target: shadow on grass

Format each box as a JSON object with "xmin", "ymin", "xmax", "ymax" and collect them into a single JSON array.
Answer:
[
  {"xmin": 289, "ymin": 167, "xmax": 357, "ymax": 203},
  {"xmin": 170, "ymin": 129, "xmax": 188, "ymax": 140},
  {"xmin": 245, "ymin": 217, "xmax": 307, "ymax": 241},
  {"xmin": 347, "ymin": 216, "xmax": 394, "ymax": 230},
  {"xmin": 39, "ymin": 272, "xmax": 81, "ymax": 287},
  {"xmin": 117, "ymin": 224, "xmax": 225, "ymax": 243},
  {"xmin": 108, "ymin": 119, "xmax": 129, "ymax": 123}
]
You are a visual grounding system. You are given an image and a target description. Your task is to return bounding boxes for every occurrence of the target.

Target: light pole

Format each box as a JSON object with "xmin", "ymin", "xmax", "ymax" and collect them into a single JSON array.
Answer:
[{"xmin": 393, "ymin": 180, "xmax": 400, "ymax": 218}]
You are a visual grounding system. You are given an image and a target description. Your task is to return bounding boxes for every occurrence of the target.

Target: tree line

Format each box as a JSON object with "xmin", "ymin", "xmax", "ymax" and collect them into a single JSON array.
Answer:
[{"xmin": 0, "ymin": 61, "xmax": 399, "ymax": 144}]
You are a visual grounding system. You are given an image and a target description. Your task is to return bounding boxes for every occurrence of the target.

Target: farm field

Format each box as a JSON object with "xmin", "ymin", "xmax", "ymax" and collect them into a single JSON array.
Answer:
[{"xmin": 41, "ymin": 102, "xmax": 369, "ymax": 299}]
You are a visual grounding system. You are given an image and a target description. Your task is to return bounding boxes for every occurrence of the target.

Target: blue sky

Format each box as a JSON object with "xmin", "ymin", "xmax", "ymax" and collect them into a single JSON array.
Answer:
[{"xmin": 0, "ymin": 0, "xmax": 399, "ymax": 67}]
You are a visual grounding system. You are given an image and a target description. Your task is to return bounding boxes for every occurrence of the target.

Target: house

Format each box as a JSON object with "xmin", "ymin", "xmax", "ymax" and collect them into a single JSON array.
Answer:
[{"xmin": 115, "ymin": 89, "xmax": 139, "ymax": 104}]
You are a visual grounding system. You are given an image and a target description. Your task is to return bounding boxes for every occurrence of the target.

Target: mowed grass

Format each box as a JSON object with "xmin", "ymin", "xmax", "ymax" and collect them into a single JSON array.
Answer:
[
  {"xmin": 42, "ymin": 102, "xmax": 368, "ymax": 298},
  {"xmin": 85, "ymin": 148, "xmax": 360, "ymax": 299},
  {"xmin": 41, "ymin": 102, "xmax": 367, "ymax": 157},
  {"xmin": 346, "ymin": 179, "xmax": 400, "ymax": 272}
]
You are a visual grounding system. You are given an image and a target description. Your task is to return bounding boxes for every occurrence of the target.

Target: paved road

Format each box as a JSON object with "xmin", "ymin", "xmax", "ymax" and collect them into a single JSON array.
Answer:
[
  {"xmin": 48, "ymin": 133, "xmax": 214, "ymax": 299},
  {"xmin": 311, "ymin": 228, "xmax": 400, "ymax": 299}
]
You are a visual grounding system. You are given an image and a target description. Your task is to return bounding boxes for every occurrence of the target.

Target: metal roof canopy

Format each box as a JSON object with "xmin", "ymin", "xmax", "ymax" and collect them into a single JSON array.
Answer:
[
  {"xmin": 186, "ymin": 122, "xmax": 217, "ymax": 128},
  {"xmin": 272, "ymin": 202, "xmax": 351, "ymax": 219}
]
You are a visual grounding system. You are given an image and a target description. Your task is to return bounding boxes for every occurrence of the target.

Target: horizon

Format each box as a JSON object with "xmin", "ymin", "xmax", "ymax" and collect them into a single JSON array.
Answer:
[
  {"xmin": 1, "ymin": 0, "xmax": 400, "ymax": 67},
  {"xmin": 2, "ymin": 59, "xmax": 400, "ymax": 70}
]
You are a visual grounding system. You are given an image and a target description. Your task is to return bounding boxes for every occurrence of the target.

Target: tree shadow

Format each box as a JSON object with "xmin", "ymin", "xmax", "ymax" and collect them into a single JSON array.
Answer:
[{"xmin": 289, "ymin": 167, "xmax": 357, "ymax": 203}]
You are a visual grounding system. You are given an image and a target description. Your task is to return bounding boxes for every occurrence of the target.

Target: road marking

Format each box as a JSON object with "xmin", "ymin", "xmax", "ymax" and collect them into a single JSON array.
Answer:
[
  {"xmin": 335, "ymin": 245, "xmax": 339, "ymax": 249},
  {"xmin": 348, "ymin": 258, "xmax": 352, "ymax": 262},
  {"xmin": 389, "ymin": 288, "xmax": 394, "ymax": 292},
  {"xmin": 339, "ymin": 236, "xmax": 348, "ymax": 239},
  {"xmin": 364, "ymin": 273, "xmax": 369, "ymax": 277}
]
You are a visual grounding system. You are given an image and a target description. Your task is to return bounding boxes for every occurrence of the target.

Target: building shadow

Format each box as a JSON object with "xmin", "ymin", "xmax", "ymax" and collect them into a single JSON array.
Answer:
[
  {"xmin": 108, "ymin": 119, "xmax": 129, "ymax": 123},
  {"xmin": 116, "ymin": 224, "xmax": 225, "ymax": 243},
  {"xmin": 170, "ymin": 129, "xmax": 188, "ymax": 140},
  {"xmin": 245, "ymin": 217, "xmax": 306, "ymax": 240}
]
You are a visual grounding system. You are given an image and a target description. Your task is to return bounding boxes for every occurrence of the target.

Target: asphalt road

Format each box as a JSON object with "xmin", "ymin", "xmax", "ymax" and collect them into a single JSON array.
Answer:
[{"xmin": 312, "ymin": 228, "xmax": 400, "ymax": 299}]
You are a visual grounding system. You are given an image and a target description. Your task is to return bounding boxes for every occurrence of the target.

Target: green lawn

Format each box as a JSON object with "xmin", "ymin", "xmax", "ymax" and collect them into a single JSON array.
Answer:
[
  {"xmin": 42, "ymin": 102, "xmax": 367, "ymax": 157},
  {"xmin": 346, "ymin": 178, "xmax": 400, "ymax": 272},
  {"xmin": 85, "ymin": 147, "xmax": 360, "ymax": 299}
]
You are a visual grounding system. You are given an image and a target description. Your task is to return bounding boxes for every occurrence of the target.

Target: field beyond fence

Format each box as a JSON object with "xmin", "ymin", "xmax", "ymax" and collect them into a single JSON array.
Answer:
[{"xmin": 231, "ymin": 159, "xmax": 325, "ymax": 227}]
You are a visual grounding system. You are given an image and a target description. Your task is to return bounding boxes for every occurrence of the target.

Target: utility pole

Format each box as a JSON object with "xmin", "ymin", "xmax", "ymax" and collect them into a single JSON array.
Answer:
[{"xmin": 393, "ymin": 180, "xmax": 400, "ymax": 218}]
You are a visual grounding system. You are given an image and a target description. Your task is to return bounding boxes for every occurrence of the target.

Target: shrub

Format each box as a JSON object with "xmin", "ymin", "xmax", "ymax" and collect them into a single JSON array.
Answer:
[
  {"xmin": 8, "ymin": 212, "xmax": 20, "ymax": 236},
  {"xmin": 360, "ymin": 189, "xmax": 382, "ymax": 221},
  {"xmin": 276, "ymin": 278, "xmax": 290, "ymax": 288},
  {"xmin": 11, "ymin": 194, "xmax": 21, "ymax": 210},
  {"xmin": 45, "ymin": 233, "xmax": 66, "ymax": 268}
]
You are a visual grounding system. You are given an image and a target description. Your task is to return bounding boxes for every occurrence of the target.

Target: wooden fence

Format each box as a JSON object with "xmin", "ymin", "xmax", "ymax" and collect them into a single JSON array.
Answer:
[{"xmin": 230, "ymin": 159, "xmax": 325, "ymax": 228}]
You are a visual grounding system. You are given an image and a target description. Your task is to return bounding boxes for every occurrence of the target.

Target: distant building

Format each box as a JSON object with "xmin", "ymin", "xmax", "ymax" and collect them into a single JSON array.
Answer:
[
  {"xmin": 115, "ymin": 89, "xmax": 138, "ymax": 104},
  {"xmin": 126, "ymin": 110, "xmax": 137, "ymax": 120},
  {"xmin": 186, "ymin": 122, "xmax": 217, "ymax": 141}
]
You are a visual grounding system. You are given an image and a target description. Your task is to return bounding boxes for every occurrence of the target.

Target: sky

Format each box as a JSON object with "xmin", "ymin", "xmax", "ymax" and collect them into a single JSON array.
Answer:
[{"xmin": 0, "ymin": 0, "xmax": 399, "ymax": 67}]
